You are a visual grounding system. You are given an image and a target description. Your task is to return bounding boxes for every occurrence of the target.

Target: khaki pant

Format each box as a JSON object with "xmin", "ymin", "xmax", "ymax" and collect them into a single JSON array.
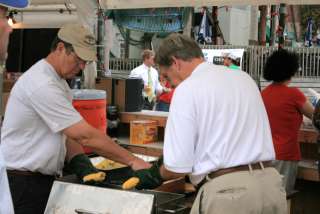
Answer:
[{"xmin": 190, "ymin": 167, "xmax": 287, "ymax": 214}]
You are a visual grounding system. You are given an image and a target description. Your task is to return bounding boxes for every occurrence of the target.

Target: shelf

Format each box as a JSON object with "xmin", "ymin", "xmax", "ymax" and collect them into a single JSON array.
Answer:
[
  {"xmin": 298, "ymin": 129, "xmax": 318, "ymax": 144},
  {"xmin": 120, "ymin": 110, "xmax": 168, "ymax": 127},
  {"xmin": 117, "ymin": 137, "xmax": 163, "ymax": 157},
  {"xmin": 117, "ymin": 137, "xmax": 163, "ymax": 149},
  {"xmin": 297, "ymin": 160, "xmax": 320, "ymax": 182}
]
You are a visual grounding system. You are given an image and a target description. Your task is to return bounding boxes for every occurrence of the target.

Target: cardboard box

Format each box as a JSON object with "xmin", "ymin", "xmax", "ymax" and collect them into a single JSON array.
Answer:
[{"xmin": 130, "ymin": 120, "xmax": 158, "ymax": 144}]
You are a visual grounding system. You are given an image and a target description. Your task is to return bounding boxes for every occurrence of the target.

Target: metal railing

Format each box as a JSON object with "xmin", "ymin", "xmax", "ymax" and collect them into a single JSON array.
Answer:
[
  {"xmin": 109, "ymin": 58, "xmax": 142, "ymax": 77},
  {"xmin": 108, "ymin": 46, "xmax": 320, "ymax": 82},
  {"xmin": 202, "ymin": 45, "xmax": 320, "ymax": 80}
]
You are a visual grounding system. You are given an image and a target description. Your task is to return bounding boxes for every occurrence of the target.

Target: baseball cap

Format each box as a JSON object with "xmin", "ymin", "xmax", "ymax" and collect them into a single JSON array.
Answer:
[
  {"xmin": 222, "ymin": 52, "xmax": 237, "ymax": 61},
  {"xmin": 222, "ymin": 52, "xmax": 230, "ymax": 58},
  {"xmin": 0, "ymin": 0, "xmax": 29, "ymax": 8},
  {"xmin": 228, "ymin": 53, "xmax": 238, "ymax": 61},
  {"xmin": 58, "ymin": 23, "xmax": 97, "ymax": 61}
]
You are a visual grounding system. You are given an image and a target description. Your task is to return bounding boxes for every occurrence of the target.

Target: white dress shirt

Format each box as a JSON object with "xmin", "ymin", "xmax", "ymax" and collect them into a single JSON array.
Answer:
[
  {"xmin": 164, "ymin": 62, "xmax": 275, "ymax": 185},
  {"xmin": 129, "ymin": 63, "xmax": 163, "ymax": 97}
]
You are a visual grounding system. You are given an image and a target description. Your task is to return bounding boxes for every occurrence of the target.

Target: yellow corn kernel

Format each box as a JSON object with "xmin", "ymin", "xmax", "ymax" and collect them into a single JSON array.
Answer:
[
  {"xmin": 95, "ymin": 159, "xmax": 125, "ymax": 170},
  {"xmin": 83, "ymin": 172, "xmax": 106, "ymax": 183},
  {"xmin": 122, "ymin": 177, "xmax": 140, "ymax": 190}
]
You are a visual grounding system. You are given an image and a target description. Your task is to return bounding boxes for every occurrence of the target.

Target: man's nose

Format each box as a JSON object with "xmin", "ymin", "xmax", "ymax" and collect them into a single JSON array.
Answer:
[
  {"xmin": 8, "ymin": 24, "xmax": 13, "ymax": 33},
  {"xmin": 78, "ymin": 61, "xmax": 86, "ymax": 70},
  {"xmin": 0, "ymin": 19, "xmax": 12, "ymax": 33}
]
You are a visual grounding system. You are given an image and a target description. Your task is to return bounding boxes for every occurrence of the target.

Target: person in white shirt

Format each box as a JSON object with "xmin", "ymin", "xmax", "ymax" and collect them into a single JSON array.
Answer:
[
  {"xmin": 1, "ymin": 23, "xmax": 150, "ymax": 214},
  {"xmin": 130, "ymin": 49, "xmax": 162, "ymax": 110},
  {"xmin": 130, "ymin": 34, "xmax": 287, "ymax": 213},
  {"xmin": 0, "ymin": 1, "xmax": 29, "ymax": 214}
]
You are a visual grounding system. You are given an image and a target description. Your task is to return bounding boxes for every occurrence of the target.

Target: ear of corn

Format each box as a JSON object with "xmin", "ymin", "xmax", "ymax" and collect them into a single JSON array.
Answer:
[
  {"xmin": 122, "ymin": 177, "xmax": 140, "ymax": 190},
  {"xmin": 95, "ymin": 159, "xmax": 125, "ymax": 170},
  {"xmin": 83, "ymin": 171, "xmax": 106, "ymax": 183}
]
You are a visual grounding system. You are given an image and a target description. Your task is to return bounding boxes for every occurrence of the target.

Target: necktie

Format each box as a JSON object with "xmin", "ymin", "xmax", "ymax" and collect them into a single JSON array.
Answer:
[{"xmin": 147, "ymin": 67, "xmax": 154, "ymax": 102}]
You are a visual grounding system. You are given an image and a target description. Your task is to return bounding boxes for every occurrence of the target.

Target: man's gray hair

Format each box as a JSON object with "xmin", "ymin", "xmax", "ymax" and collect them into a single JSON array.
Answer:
[{"xmin": 155, "ymin": 33, "xmax": 203, "ymax": 67}]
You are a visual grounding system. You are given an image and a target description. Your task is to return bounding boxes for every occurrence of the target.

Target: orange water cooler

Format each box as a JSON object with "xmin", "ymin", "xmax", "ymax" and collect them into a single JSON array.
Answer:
[{"xmin": 72, "ymin": 89, "xmax": 107, "ymax": 153}]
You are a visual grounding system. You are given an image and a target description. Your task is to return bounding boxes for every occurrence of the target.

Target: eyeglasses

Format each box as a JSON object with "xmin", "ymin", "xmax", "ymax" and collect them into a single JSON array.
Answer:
[{"xmin": 70, "ymin": 51, "xmax": 91, "ymax": 66}]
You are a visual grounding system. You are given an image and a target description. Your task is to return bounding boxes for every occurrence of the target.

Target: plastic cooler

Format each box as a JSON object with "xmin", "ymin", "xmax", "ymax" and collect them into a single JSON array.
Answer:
[{"xmin": 72, "ymin": 89, "xmax": 107, "ymax": 154}]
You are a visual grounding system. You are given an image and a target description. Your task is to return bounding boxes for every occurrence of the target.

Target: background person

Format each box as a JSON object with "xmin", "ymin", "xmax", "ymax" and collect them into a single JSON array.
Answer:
[
  {"xmin": 130, "ymin": 49, "xmax": 162, "ymax": 110},
  {"xmin": 0, "ymin": 23, "xmax": 150, "ymax": 214},
  {"xmin": 261, "ymin": 49, "xmax": 314, "ymax": 195},
  {"xmin": 155, "ymin": 74, "xmax": 175, "ymax": 112},
  {"xmin": 222, "ymin": 52, "xmax": 240, "ymax": 70},
  {"xmin": 0, "ymin": 0, "xmax": 29, "ymax": 213},
  {"xmin": 128, "ymin": 33, "xmax": 287, "ymax": 214}
]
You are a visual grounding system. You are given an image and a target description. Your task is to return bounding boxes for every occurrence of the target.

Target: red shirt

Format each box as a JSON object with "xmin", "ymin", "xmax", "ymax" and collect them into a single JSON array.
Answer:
[
  {"xmin": 158, "ymin": 82, "xmax": 175, "ymax": 104},
  {"xmin": 261, "ymin": 84, "xmax": 306, "ymax": 160}
]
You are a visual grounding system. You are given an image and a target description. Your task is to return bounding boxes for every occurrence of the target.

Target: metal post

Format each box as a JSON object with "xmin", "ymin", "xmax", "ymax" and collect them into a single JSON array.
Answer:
[
  {"xmin": 258, "ymin": 5, "xmax": 267, "ymax": 46},
  {"xmin": 124, "ymin": 29, "xmax": 130, "ymax": 59},
  {"xmin": 97, "ymin": 7, "xmax": 105, "ymax": 77},
  {"xmin": 278, "ymin": 3, "xmax": 287, "ymax": 49},
  {"xmin": 249, "ymin": 6, "xmax": 259, "ymax": 45},
  {"xmin": 212, "ymin": 6, "xmax": 218, "ymax": 45},
  {"xmin": 290, "ymin": 5, "xmax": 298, "ymax": 43},
  {"xmin": 183, "ymin": 8, "xmax": 193, "ymax": 37},
  {"xmin": 270, "ymin": 5, "xmax": 278, "ymax": 46}
]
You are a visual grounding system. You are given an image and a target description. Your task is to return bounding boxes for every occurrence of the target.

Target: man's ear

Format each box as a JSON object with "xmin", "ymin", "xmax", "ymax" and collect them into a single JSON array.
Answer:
[
  {"xmin": 171, "ymin": 56, "xmax": 181, "ymax": 72},
  {"xmin": 56, "ymin": 42, "xmax": 65, "ymax": 53},
  {"xmin": 171, "ymin": 56, "xmax": 178, "ymax": 65}
]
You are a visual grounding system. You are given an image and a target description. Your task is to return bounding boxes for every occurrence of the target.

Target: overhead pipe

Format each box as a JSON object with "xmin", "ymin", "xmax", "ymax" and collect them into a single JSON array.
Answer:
[
  {"xmin": 30, "ymin": 0, "xmax": 69, "ymax": 5},
  {"xmin": 12, "ymin": 12, "xmax": 78, "ymax": 28},
  {"xmin": 17, "ymin": 4, "xmax": 76, "ymax": 12}
]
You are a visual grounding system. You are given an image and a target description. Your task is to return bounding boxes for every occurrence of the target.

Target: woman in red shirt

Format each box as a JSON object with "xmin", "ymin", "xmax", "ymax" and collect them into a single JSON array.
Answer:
[
  {"xmin": 261, "ymin": 49, "xmax": 314, "ymax": 195},
  {"xmin": 156, "ymin": 74, "xmax": 175, "ymax": 112}
]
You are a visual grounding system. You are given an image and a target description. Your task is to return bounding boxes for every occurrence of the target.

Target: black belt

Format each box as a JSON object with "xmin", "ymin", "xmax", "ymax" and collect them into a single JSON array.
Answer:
[{"xmin": 7, "ymin": 170, "xmax": 56, "ymax": 178}]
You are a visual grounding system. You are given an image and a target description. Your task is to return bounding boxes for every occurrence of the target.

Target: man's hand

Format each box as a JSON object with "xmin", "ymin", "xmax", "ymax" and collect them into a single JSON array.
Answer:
[
  {"xmin": 144, "ymin": 85, "xmax": 151, "ymax": 93},
  {"xmin": 129, "ymin": 157, "xmax": 152, "ymax": 171},
  {"xmin": 123, "ymin": 157, "xmax": 163, "ymax": 190}
]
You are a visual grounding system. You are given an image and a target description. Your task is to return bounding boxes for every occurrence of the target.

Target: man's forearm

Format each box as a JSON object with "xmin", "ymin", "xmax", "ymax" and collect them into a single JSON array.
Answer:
[
  {"xmin": 63, "ymin": 120, "xmax": 149, "ymax": 169},
  {"xmin": 159, "ymin": 165, "xmax": 187, "ymax": 181},
  {"xmin": 88, "ymin": 135, "xmax": 137, "ymax": 167},
  {"xmin": 66, "ymin": 138, "xmax": 86, "ymax": 161}
]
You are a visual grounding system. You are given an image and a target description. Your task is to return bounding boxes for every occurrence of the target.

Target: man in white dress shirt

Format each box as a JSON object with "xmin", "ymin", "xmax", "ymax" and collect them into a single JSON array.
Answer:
[
  {"xmin": 130, "ymin": 49, "xmax": 162, "ymax": 110},
  {"xmin": 131, "ymin": 33, "xmax": 287, "ymax": 214}
]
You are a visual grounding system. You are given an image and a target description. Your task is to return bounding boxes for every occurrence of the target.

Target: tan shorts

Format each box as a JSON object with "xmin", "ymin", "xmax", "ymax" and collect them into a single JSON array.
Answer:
[{"xmin": 190, "ymin": 167, "xmax": 287, "ymax": 214}]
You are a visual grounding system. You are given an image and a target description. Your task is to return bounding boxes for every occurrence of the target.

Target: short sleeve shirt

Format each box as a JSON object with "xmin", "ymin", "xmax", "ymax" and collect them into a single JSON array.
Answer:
[
  {"xmin": 164, "ymin": 62, "xmax": 275, "ymax": 185},
  {"xmin": 0, "ymin": 59, "xmax": 82, "ymax": 175},
  {"xmin": 262, "ymin": 84, "xmax": 306, "ymax": 160}
]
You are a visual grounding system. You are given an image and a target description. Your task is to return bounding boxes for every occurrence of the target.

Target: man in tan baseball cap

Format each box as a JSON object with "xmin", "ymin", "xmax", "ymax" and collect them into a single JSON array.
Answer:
[
  {"xmin": 44, "ymin": 23, "xmax": 97, "ymax": 79},
  {"xmin": 1, "ymin": 22, "xmax": 151, "ymax": 214}
]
